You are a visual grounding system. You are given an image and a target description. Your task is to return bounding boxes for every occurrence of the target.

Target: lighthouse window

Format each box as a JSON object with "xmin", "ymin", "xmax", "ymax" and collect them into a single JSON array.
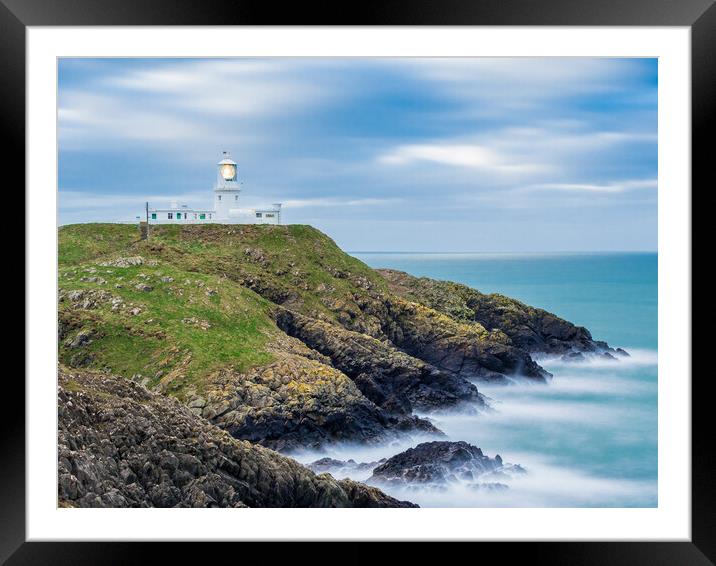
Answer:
[
  {"xmin": 218, "ymin": 196, "xmax": 221, "ymax": 201},
  {"xmin": 256, "ymin": 212, "xmax": 262, "ymax": 218},
  {"xmin": 151, "ymin": 213, "xmax": 156, "ymax": 220},
  {"xmin": 266, "ymin": 214, "xmax": 275, "ymax": 218},
  {"xmin": 235, "ymin": 195, "xmax": 239, "ymax": 201},
  {"xmin": 199, "ymin": 213, "xmax": 205, "ymax": 219},
  {"xmin": 167, "ymin": 212, "xmax": 173, "ymax": 219}
]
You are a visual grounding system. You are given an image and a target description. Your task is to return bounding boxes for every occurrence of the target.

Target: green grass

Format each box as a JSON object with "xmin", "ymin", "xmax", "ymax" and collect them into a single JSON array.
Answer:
[
  {"xmin": 59, "ymin": 261, "xmax": 276, "ymax": 398},
  {"xmin": 58, "ymin": 223, "xmax": 143, "ymax": 265},
  {"xmin": 59, "ymin": 223, "xmax": 388, "ymax": 323}
]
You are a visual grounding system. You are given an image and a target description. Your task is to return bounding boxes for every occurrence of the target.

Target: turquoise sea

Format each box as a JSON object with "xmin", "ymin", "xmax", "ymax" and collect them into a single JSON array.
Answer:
[{"xmin": 299, "ymin": 252, "xmax": 658, "ymax": 507}]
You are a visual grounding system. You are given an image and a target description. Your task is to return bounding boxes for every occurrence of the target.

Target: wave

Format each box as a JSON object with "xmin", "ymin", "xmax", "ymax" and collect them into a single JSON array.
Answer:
[
  {"xmin": 375, "ymin": 453, "xmax": 657, "ymax": 508},
  {"xmin": 288, "ymin": 347, "xmax": 657, "ymax": 508},
  {"xmin": 536, "ymin": 348, "xmax": 657, "ymax": 370}
]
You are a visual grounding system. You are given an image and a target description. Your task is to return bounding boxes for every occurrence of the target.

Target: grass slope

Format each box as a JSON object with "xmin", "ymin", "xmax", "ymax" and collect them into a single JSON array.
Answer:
[
  {"xmin": 59, "ymin": 260, "xmax": 276, "ymax": 399},
  {"xmin": 58, "ymin": 223, "xmax": 388, "ymax": 401}
]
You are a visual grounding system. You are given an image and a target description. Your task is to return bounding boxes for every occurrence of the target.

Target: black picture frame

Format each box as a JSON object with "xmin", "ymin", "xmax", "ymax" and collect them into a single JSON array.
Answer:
[{"xmin": 6, "ymin": 0, "xmax": 713, "ymax": 563}]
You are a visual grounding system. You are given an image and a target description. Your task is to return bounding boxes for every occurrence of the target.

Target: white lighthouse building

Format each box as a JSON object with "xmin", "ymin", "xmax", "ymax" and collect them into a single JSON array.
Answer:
[{"xmin": 147, "ymin": 152, "xmax": 282, "ymax": 225}]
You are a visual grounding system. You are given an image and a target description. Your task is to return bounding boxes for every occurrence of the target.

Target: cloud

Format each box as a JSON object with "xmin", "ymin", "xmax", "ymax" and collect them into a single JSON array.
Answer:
[
  {"xmin": 105, "ymin": 59, "xmax": 326, "ymax": 117},
  {"xmin": 378, "ymin": 143, "xmax": 546, "ymax": 175},
  {"xmin": 524, "ymin": 178, "xmax": 657, "ymax": 194},
  {"xmin": 375, "ymin": 126, "xmax": 655, "ymax": 190},
  {"xmin": 58, "ymin": 59, "xmax": 335, "ymax": 150},
  {"xmin": 398, "ymin": 58, "xmax": 657, "ymax": 118},
  {"xmin": 59, "ymin": 92, "xmax": 207, "ymax": 143}
]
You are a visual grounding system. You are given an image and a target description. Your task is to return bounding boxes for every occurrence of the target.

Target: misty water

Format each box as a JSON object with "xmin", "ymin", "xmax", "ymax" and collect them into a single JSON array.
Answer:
[{"xmin": 293, "ymin": 252, "xmax": 658, "ymax": 508}]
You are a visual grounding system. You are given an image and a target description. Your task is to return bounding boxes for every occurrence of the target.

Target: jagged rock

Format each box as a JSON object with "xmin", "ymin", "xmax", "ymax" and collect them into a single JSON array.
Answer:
[
  {"xmin": 378, "ymin": 298, "xmax": 550, "ymax": 383},
  {"xmin": 275, "ymin": 308, "xmax": 486, "ymax": 413},
  {"xmin": 202, "ymin": 353, "xmax": 441, "ymax": 452},
  {"xmin": 379, "ymin": 269, "xmax": 619, "ymax": 356},
  {"xmin": 369, "ymin": 441, "xmax": 507, "ymax": 486},
  {"xmin": 59, "ymin": 289, "xmax": 117, "ymax": 310},
  {"xmin": 307, "ymin": 457, "xmax": 347, "ymax": 472},
  {"xmin": 65, "ymin": 329, "xmax": 94, "ymax": 349},
  {"xmin": 58, "ymin": 367, "xmax": 416, "ymax": 508}
]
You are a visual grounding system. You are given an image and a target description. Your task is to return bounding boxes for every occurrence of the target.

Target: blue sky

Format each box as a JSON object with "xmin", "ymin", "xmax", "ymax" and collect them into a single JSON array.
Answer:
[{"xmin": 58, "ymin": 57, "xmax": 657, "ymax": 252}]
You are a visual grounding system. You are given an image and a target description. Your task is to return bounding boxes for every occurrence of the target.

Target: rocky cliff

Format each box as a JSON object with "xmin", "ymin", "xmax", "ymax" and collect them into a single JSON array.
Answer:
[
  {"xmin": 58, "ymin": 367, "xmax": 415, "ymax": 508},
  {"xmin": 378, "ymin": 268, "xmax": 622, "ymax": 356},
  {"xmin": 58, "ymin": 224, "xmax": 615, "ymax": 455}
]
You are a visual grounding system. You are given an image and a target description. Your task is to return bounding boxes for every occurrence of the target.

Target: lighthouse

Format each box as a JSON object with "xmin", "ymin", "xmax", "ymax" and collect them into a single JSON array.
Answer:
[
  {"xmin": 145, "ymin": 151, "xmax": 281, "ymax": 225},
  {"xmin": 214, "ymin": 152, "xmax": 240, "ymax": 221}
]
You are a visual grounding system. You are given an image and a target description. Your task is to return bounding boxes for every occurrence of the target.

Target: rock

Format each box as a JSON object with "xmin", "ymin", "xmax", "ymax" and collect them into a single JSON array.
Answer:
[
  {"xmin": 378, "ymin": 268, "xmax": 616, "ymax": 356},
  {"xmin": 60, "ymin": 289, "xmax": 117, "ymax": 310},
  {"xmin": 58, "ymin": 367, "xmax": 416, "ymax": 508},
  {"xmin": 307, "ymin": 457, "xmax": 347, "ymax": 473},
  {"xmin": 378, "ymin": 297, "xmax": 551, "ymax": 383},
  {"xmin": 307, "ymin": 457, "xmax": 387, "ymax": 475},
  {"xmin": 187, "ymin": 396, "xmax": 206, "ymax": 409},
  {"xmin": 181, "ymin": 317, "xmax": 211, "ymax": 330},
  {"xmin": 100, "ymin": 256, "xmax": 145, "ymax": 268},
  {"xmin": 275, "ymin": 308, "xmax": 487, "ymax": 414},
  {"xmin": 615, "ymin": 348, "xmax": 630, "ymax": 357},
  {"xmin": 244, "ymin": 247, "xmax": 267, "ymax": 263},
  {"xmin": 160, "ymin": 276, "xmax": 174, "ymax": 283},
  {"xmin": 561, "ymin": 351, "xmax": 585, "ymax": 362},
  {"xmin": 205, "ymin": 353, "xmax": 442, "ymax": 452},
  {"xmin": 134, "ymin": 283, "xmax": 153, "ymax": 292},
  {"xmin": 65, "ymin": 329, "xmax": 93, "ymax": 349},
  {"xmin": 80, "ymin": 276, "xmax": 106, "ymax": 284},
  {"xmin": 369, "ymin": 441, "xmax": 507, "ymax": 486}
]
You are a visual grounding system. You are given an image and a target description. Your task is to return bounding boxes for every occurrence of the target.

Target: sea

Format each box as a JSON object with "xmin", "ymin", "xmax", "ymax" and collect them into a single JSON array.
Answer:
[{"xmin": 295, "ymin": 252, "xmax": 658, "ymax": 508}]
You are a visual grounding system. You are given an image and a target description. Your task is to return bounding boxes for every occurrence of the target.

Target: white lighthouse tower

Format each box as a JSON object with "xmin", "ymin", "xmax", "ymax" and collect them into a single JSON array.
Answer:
[
  {"xmin": 214, "ymin": 152, "xmax": 241, "ymax": 221},
  {"xmin": 146, "ymin": 151, "xmax": 282, "ymax": 225}
]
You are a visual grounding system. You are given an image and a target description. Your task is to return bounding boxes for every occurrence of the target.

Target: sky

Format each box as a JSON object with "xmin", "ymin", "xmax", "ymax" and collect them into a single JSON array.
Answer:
[{"xmin": 58, "ymin": 57, "xmax": 657, "ymax": 252}]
